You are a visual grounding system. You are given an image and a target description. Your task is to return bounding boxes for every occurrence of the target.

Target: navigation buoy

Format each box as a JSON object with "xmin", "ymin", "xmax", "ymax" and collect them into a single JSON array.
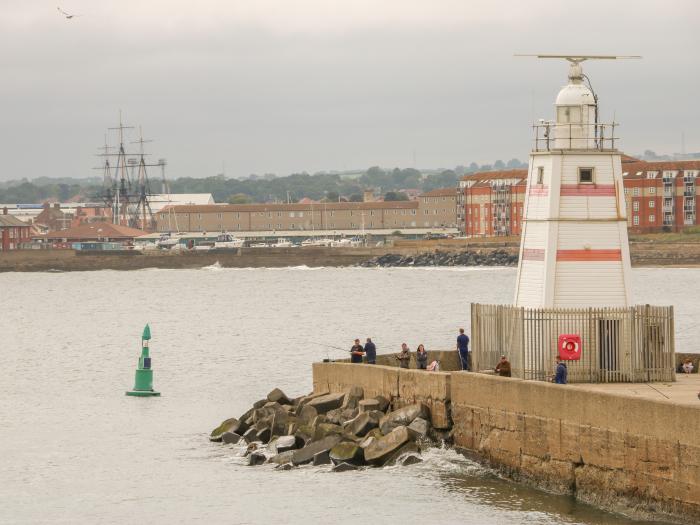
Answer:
[{"xmin": 126, "ymin": 324, "xmax": 161, "ymax": 397}]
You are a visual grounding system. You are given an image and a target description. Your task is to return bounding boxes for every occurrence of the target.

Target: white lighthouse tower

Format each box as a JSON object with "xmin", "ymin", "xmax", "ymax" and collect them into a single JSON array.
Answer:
[{"xmin": 514, "ymin": 55, "xmax": 638, "ymax": 308}]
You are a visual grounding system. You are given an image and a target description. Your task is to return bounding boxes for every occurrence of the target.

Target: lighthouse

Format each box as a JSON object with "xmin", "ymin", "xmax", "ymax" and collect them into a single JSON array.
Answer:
[{"xmin": 514, "ymin": 55, "xmax": 638, "ymax": 308}]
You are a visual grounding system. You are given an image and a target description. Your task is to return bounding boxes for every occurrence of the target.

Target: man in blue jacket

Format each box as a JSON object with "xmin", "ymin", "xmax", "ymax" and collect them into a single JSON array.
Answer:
[
  {"xmin": 364, "ymin": 338, "xmax": 377, "ymax": 364},
  {"xmin": 554, "ymin": 355, "xmax": 568, "ymax": 384},
  {"xmin": 457, "ymin": 328, "xmax": 470, "ymax": 371}
]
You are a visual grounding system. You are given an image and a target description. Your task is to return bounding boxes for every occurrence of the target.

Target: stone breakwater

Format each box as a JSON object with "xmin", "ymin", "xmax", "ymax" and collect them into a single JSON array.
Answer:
[
  {"xmin": 210, "ymin": 386, "xmax": 451, "ymax": 471},
  {"xmin": 357, "ymin": 248, "xmax": 517, "ymax": 268}
]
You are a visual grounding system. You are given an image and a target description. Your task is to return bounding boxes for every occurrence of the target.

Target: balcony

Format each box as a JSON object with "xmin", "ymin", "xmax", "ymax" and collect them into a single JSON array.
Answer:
[{"xmin": 532, "ymin": 122, "xmax": 618, "ymax": 152}]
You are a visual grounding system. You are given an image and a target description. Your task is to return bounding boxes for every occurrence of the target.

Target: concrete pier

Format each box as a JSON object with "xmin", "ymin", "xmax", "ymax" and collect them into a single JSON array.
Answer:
[{"xmin": 312, "ymin": 362, "xmax": 700, "ymax": 523}]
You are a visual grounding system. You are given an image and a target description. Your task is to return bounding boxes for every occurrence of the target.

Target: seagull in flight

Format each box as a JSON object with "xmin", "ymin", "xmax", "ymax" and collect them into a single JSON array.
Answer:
[{"xmin": 57, "ymin": 6, "xmax": 80, "ymax": 19}]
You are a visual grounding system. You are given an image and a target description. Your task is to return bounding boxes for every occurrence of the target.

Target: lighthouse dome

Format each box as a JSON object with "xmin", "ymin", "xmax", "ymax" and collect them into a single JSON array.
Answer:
[{"xmin": 556, "ymin": 82, "xmax": 595, "ymax": 106}]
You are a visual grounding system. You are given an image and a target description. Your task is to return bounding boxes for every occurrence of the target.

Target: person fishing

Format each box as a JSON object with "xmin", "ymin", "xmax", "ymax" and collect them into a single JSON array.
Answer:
[
  {"xmin": 364, "ymin": 338, "xmax": 377, "ymax": 364},
  {"xmin": 495, "ymin": 355, "xmax": 511, "ymax": 377},
  {"xmin": 457, "ymin": 328, "xmax": 470, "ymax": 371},
  {"xmin": 395, "ymin": 343, "xmax": 411, "ymax": 369},
  {"xmin": 416, "ymin": 344, "xmax": 428, "ymax": 370},
  {"xmin": 350, "ymin": 339, "xmax": 365, "ymax": 364}
]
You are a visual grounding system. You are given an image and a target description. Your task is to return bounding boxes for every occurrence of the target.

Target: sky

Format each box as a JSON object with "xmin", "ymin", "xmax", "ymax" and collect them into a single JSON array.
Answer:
[{"xmin": 1, "ymin": 0, "xmax": 698, "ymax": 181}]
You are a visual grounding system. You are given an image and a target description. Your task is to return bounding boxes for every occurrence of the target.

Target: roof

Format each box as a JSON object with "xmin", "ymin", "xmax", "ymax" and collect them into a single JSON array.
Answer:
[
  {"xmin": 148, "ymin": 194, "xmax": 215, "ymax": 213},
  {"xmin": 159, "ymin": 201, "xmax": 419, "ymax": 214},
  {"xmin": 0, "ymin": 215, "xmax": 29, "ymax": 227},
  {"xmin": 420, "ymin": 188, "xmax": 458, "ymax": 197},
  {"xmin": 461, "ymin": 169, "xmax": 528, "ymax": 182},
  {"xmin": 622, "ymin": 160, "xmax": 700, "ymax": 179},
  {"xmin": 44, "ymin": 222, "xmax": 147, "ymax": 240}
]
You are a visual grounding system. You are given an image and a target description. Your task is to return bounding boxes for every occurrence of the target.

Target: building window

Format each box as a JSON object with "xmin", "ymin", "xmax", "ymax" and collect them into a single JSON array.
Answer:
[
  {"xmin": 536, "ymin": 166, "xmax": 544, "ymax": 185},
  {"xmin": 578, "ymin": 167, "xmax": 594, "ymax": 184},
  {"xmin": 624, "ymin": 188, "xmax": 629, "ymax": 195},
  {"xmin": 633, "ymin": 187, "xmax": 640, "ymax": 196},
  {"xmin": 289, "ymin": 212, "xmax": 295, "ymax": 218},
  {"xmin": 633, "ymin": 201, "xmax": 639, "ymax": 212},
  {"xmin": 649, "ymin": 214, "xmax": 655, "ymax": 223},
  {"xmin": 649, "ymin": 187, "xmax": 656, "ymax": 194},
  {"xmin": 299, "ymin": 212, "xmax": 304, "ymax": 218},
  {"xmin": 633, "ymin": 215, "xmax": 639, "ymax": 225},
  {"xmin": 424, "ymin": 210, "xmax": 429, "ymax": 215},
  {"xmin": 197, "ymin": 213, "xmax": 202, "ymax": 219},
  {"xmin": 649, "ymin": 200, "xmax": 655, "ymax": 208},
  {"xmin": 329, "ymin": 211, "xmax": 334, "ymax": 217}
]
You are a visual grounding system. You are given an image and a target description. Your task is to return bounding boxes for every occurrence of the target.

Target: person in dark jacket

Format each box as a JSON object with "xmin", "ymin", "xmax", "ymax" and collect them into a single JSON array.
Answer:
[
  {"xmin": 395, "ymin": 343, "xmax": 410, "ymax": 369},
  {"xmin": 495, "ymin": 355, "xmax": 511, "ymax": 377},
  {"xmin": 554, "ymin": 355, "xmax": 568, "ymax": 384},
  {"xmin": 350, "ymin": 339, "xmax": 364, "ymax": 364},
  {"xmin": 416, "ymin": 344, "xmax": 428, "ymax": 370},
  {"xmin": 457, "ymin": 328, "xmax": 470, "ymax": 371},
  {"xmin": 364, "ymin": 338, "xmax": 377, "ymax": 364}
]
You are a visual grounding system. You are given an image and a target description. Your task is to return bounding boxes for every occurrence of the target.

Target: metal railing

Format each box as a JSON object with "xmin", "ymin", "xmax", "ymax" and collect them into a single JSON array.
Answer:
[
  {"xmin": 532, "ymin": 122, "xmax": 618, "ymax": 152},
  {"xmin": 471, "ymin": 303, "xmax": 675, "ymax": 383}
]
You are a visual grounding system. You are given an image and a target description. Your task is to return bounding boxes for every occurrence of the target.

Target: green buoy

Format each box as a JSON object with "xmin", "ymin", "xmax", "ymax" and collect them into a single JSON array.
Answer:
[{"xmin": 126, "ymin": 324, "xmax": 161, "ymax": 397}]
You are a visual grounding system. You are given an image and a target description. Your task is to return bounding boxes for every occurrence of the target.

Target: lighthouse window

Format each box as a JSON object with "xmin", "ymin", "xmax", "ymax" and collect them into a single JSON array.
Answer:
[
  {"xmin": 536, "ymin": 167, "xmax": 544, "ymax": 185},
  {"xmin": 578, "ymin": 167, "xmax": 594, "ymax": 184}
]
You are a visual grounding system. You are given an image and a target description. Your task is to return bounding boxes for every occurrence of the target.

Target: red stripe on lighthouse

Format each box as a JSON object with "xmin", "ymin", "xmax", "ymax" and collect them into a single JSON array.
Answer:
[
  {"xmin": 560, "ymin": 184, "xmax": 616, "ymax": 196},
  {"xmin": 556, "ymin": 249, "xmax": 622, "ymax": 261},
  {"xmin": 529, "ymin": 186, "xmax": 549, "ymax": 196}
]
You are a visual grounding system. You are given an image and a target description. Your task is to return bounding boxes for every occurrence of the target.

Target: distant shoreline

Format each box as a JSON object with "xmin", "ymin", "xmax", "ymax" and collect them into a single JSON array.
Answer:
[{"xmin": 1, "ymin": 241, "xmax": 700, "ymax": 272}]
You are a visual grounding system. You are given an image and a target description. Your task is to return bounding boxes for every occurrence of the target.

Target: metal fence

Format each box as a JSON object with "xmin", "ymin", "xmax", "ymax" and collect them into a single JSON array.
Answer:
[{"xmin": 471, "ymin": 303, "xmax": 675, "ymax": 383}]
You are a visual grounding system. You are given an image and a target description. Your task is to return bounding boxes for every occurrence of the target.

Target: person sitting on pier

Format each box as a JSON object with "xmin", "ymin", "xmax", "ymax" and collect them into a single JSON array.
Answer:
[
  {"xmin": 682, "ymin": 358, "xmax": 694, "ymax": 374},
  {"xmin": 350, "ymin": 339, "xmax": 364, "ymax": 364},
  {"xmin": 457, "ymin": 328, "xmax": 470, "ymax": 371},
  {"xmin": 395, "ymin": 343, "xmax": 411, "ymax": 369},
  {"xmin": 364, "ymin": 338, "xmax": 377, "ymax": 364},
  {"xmin": 554, "ymin": 355, "xmax": 568, "ymax": 384},
  {"xmin": 495, "ymin": 355, "xmax": 511, "ymax": 377},
  {"xmin": 416, "ymin": 344, "xmax": 428, "ymax": 370}
]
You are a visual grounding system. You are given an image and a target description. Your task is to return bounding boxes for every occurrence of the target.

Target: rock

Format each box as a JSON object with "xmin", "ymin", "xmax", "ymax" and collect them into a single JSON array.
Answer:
[
  {"xmin": 291, "ymin": 435, "xmax": 342, "ymax": 466},
  {"xmin": 379, "ymin": 403, "xmax": 429, "ymax": 435},
  {"xmin": 306, "ymin": 392, "xmax": 345, "ymax": 414},
  {"xmin": 221, "ymin": 432, "xmax": 242, "ymax": 444},
  {"xmin": 296, "ymin": 391, "xmax": 329, "ymax": 411},
  {"xmin": 407, "ymin": 417, "xmax": 430, "ymax": 440},
  {"xmin": 309, "ymin": 415, "xmax": 327, "ymax": 431},
  {"xmin": 270, "ymin": 411, "xmax": 288, "ymax": 438},
  {"xmin": 210, "ymin": 417, "xmax": 247, "ymax": 442},
  {"xmin": 364, "ymin": 426, "xmax": 412, "ymax": 466},
  {"xmin": 313, "ymin": 423, "xmax": 345, "ymax": 441},
  {"xmin": 359, "ymin": 436, "xmax": 376, "ymax": 450},
  {"xmin": 294, "ymin": 428, "xmax": 313, "ymax": 446},
  {"xmin": 374, "ymin": 396, "xmax": 390, "ymax": 413},
  {"xmin": 298, "ymin": 404, "xmax": 318, "ymax": 424},
  {"xmin": 256, "ymin": 427, "xmax": 271, "ymax": 443},
  {"xmin": 340, "ymin": 408, "xmax": 358, "ymax": 424},
  {"xmin": 248, "ymin": 452, "xmax": 266, "ymax": 466},
  {"xmin": 267, "ymin": 387, "xmax": 292, "ymax": 405},
  {"xmin": 275, "ymin": 463, "xmax": 294, "ymax": 471},
  {"xmin": 383, "ymin": 442, "xmax": 420, "ymax": 466},
  {"xmin": 332, "ymin": 462, "xmax": 359, "ymax": 472},
  {"xmin": 269, "ymin": 450, "xmax": 295, "ymax": 465},
  {"xmin": 342, "ymin": 386, "xmax": 364, "ymax": 410},
  {"xmin": 244, "ymin": 442, "xmax": 258, "ymax": 456},
  {"xmin": 325, "ymin": 408, "xmax": 343, "ymax": 425},
  {"xmin": 400, "ymin": 454, "xmax": 423, "ymax": 466},
  {"xmin": 358, "ymin": 399, "xmax": 380, "ymax": 413},
  {"xmin": 347, "ymin": 412, "xmax": 379, "ymax": 437},
  {"xmin": 275, "ymin": 435, "xmax": 298, "ymax": 453},
  {"xmin": 242, "ymin": 428, "xmax": 259, "ymax": 444},
  {"xmin": 313, "ymin": 450, "xmax": 331, "ymax": 466},
  {"xmin": 329, "ymin": 442, "xmax": 365, "ymax": 466}
]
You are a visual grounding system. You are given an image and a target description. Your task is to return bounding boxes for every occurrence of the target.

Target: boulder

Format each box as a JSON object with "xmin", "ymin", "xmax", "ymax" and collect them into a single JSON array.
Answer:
[
  {"xmin": 407, "ymin": 417, "xmax": 430, "ymax": 440},
  {"xmin": 238, "ymin": 398, "xmax": 268, "ymax": 423},
  {"xmin": 275, "ymin": 435, "xmax": 298, "ymax": 453},
  {"xmin": 268, "ymin": 450, "xmax": 295, "ymax": 465},
  {"xmin": 359, "ymin": 435, "xmax": 376, "ymax": 450},
  {"xmin": 242, "ymin": 428, "xmax": 259, "ymax": 444},
  {"xmin": 401, "ymin": 454, "xmax": 423, "ymax": 466},
  {"xmin": 291, "ymin": 435, "xmax": 342, "ymax": 466},
  {"xmin": 256, "ymin": 427, "xmax": 271, "ymax": 444},
  {"xmin": 329, "ymin": 442, "xmax": 365, "ymax": 466},
  {"xmin": 358, "ymin": 399, "xmax": 380, "ymax": 413},
  {"xmin": 298, "ymin": 404, "xmax": 318, "ymax": 424},
  {"xmin": 340, "ymin": 408, "xmax": 358, "ymax": 423},
  {"xmin": 332, "ymin": 462, "xmax": 359, "ymax": 472},
  {"xmin": 313, "ymin": 450, "xmax": 331, "ymax": 466},
  {"xmin": 309, "ymin": 415, "xmax": 327, "ymax": 430},
  {"xmin": 221, "ymin": 432, "xmax": 242, "ymax": 445},
  {"xmin": 342, "ymin": 386, "xmax": 364, "ymax": 410},
  {"xmin": 275, "ymin": 463, "xmax": 294, "ymax": 471},
  {"xmin": 325, "ymin": 408, "xmax": 343, "ymax": 425},
  {"xmin": 347, "ymin": 412, "xmax": 379, "ymax": 438},
  {"xmin": 296, "ymin": 391, "xmax": 330, "ymax": 411},
  {"xmin": 364, "ymin": 426, "xmax": 412, "ymax": 466},
  {"xmin": 383, "ymin": 442, "xmax": 420, "ymax": 466},
  {"xmin": 306, "ymin": 392, "xmax": 345, "ymax": 414},
  {"xmin": 267, "ymin": 387, "xmax": 292, "ymax": 405},
  {"xmin": 248, "ymin": 452, "xmax": 266, "ymax": 466},
  {"xmin": 270, "ymin": 411, "xmax": 288, "ymax": 438},
  {"xmin": 379, "ymin": 403, "xmax": 429, "ymax": 435},
  {"xmin": 210, "ymin": 417, "xmax": 247, "ymax": 442},
  {"xmin": 313, "ymin": 423, "xmax": 345, "ymax": 441},
  {"xmin": 374, "ymin": 396, "xmax": 390, "ymax": 413}
]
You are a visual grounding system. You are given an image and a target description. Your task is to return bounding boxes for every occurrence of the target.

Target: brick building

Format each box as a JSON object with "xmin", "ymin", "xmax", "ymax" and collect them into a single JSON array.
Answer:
[
  {"xmin": 460, "ymin": 160, "xmax": 700, "ymax": 236},
  {"xmin": 0, "ymin": 208, "xmax": 32, "ymax": 250},
  {"xmin": 419, "ymin": 188, "xmax": 459, "ymax": 228}
]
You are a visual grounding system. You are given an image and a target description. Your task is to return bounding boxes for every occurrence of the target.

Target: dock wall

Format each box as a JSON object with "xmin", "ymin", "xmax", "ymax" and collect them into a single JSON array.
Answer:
[{"xmin": 312, "ymin": 362, "xmax": 700, "ymax": 523}]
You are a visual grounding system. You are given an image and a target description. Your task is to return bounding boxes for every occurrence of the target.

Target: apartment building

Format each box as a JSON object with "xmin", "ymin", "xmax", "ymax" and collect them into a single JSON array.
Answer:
[
  {"xmin": 419, "ymin": 188, "xmax": 459, "ymax": 228},
  {"xmin": 460, "ymin": 170, "xmax": 527, "ymax": 236}
]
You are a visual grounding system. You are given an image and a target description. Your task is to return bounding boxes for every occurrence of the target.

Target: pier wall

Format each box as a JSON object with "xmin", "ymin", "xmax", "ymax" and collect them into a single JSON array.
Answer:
[{"xmin": 311, "ymin": 362, "xmax": 700, "ymax": 523}]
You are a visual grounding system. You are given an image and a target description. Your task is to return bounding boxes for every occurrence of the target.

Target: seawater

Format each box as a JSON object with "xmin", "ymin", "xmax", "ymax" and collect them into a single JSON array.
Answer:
[{"xmin": 1, "ymin": 266, "xmax": 695, "ymax": 525}]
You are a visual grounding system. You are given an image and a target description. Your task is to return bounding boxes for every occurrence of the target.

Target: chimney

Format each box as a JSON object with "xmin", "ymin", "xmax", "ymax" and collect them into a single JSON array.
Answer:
[
  {"xmin": 53, "ymin": 203, "xmax": 61, "ymax": 210},
  {"xmin": 2, "ymin": 207, "xmax": 7, "ymax": 215},
  {"xmin": 363, "ymin": 189, "xmax": 375, "ymax": 203}
]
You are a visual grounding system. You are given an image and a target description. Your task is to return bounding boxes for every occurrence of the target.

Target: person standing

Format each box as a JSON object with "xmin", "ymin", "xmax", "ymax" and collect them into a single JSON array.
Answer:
[
  {"xmin": 495, "ymin": 355, "xmax": 512, "ymax": 377},
  {"xmin": 364, "ymin": 338, "xmax": 377, "ymax": 364},
  {"xmin": 554, "ymin": 356, "xmax": 568, "ymax": 384},
  {"xmin": 395, "ymin": 343, "xmax": 411, "ymax": 369},
  {"xmin": 350, "ymin": 339, "xmax": 364, "ymax": 364},
  {"xmin": 416, "ymin": 344, "xmax": 428, "ymax": 370},
  {"xmin": 457, "ymin": 328, "xmax": 470, "ymax": 371}
]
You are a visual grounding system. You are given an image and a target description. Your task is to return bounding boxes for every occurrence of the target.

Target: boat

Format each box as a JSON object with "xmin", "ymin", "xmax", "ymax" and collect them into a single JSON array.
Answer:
[{"xmin": 214, "ymin": 233, "xmax": 244, "ymax": 249}]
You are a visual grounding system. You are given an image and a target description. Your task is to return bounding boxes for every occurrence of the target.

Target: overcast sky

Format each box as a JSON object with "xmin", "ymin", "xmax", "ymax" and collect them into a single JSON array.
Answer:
[{"xmin": 1, "ymin": 1, "xmax": 698, "ymax": 181}]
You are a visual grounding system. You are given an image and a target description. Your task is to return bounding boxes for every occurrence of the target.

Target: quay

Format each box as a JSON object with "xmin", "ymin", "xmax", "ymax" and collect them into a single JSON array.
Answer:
[{"xmin": 312, "ymin": 360, "xmax": 700, "ymax": 523}]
